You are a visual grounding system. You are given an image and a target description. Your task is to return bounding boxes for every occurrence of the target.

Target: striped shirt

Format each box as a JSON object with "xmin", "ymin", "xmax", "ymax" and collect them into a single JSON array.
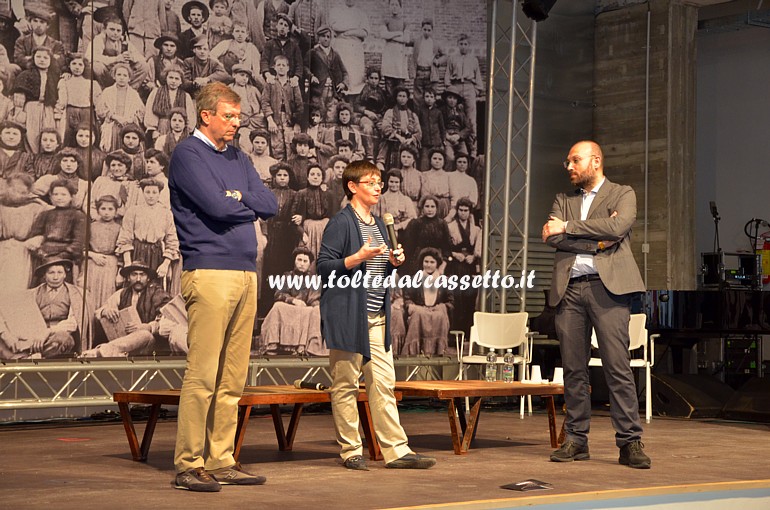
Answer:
[{"xmin": 358, "ymin": 218, "xmax": 387, "ymax": 313}]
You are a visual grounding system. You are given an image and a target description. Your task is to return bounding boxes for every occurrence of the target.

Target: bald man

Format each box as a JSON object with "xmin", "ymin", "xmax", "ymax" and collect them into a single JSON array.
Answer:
[{"xmin": 541, "ymin": 140, "xmax": 651, "ymax": 469}]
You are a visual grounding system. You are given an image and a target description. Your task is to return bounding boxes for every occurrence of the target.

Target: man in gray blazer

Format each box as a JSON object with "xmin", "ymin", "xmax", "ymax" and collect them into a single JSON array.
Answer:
[{"xmin": 541, "ymin": 140, "xmax": 651, "ymax": 469}]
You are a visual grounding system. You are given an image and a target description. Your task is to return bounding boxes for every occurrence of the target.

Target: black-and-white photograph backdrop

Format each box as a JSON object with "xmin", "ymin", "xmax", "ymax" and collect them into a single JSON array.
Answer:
[{"xmin": 0, "ymin": 0, "xmax": 487, "ymax": 360}]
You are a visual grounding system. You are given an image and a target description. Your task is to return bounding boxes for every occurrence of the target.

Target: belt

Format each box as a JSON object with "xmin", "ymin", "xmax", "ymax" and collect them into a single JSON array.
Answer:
[
  {"xmin": 569, "ymin": 274, "xmax": 601, "ymax": 284},
  {"xmin": 416, "ymin": 65, "xmax": 431, "ymax": 70}
]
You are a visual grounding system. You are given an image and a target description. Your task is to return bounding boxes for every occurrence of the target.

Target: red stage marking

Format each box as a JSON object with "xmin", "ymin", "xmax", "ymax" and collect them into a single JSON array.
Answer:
[{"xmin": 57, "ymin": 438, "xmax": 92, "ymax": 442}]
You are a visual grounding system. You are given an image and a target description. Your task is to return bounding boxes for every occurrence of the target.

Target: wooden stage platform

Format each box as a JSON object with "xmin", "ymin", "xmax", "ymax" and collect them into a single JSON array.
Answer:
[{"xmin": 3, "ymin": 396, "xmax": 769, "ymax": 509}]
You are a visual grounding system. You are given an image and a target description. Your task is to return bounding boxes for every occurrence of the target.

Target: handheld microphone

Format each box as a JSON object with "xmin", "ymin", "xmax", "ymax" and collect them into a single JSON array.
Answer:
[
  {"xmin": 294, "ymin": 379, "xmax": 329, "ymax": 391},
  {"xmin": 383, "ymin": 213, "xmax": 398, "ymax": 250}
]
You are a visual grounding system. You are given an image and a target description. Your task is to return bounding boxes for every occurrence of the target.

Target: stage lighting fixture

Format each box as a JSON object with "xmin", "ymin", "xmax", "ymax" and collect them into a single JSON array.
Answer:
[{"xmin": 521, "ymin": 0, "xmax": 557, "ymax": 22}]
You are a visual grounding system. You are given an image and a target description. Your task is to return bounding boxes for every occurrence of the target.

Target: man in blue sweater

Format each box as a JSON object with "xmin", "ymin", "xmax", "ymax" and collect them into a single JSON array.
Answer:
[{"xmin": 169, "ymin": 81, "xmax": 278, "ymax": 492}]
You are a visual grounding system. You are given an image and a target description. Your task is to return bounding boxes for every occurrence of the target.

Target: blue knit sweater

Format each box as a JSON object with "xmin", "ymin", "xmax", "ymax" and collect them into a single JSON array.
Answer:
[{"xmin": 169, "ymin": 136, "xmax": 278, "ymax": 272}]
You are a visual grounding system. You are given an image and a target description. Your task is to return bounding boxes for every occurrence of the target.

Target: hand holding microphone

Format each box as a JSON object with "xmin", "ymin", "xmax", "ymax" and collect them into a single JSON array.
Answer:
[
  {"xmin": 294, "ymin": 379, "xmax": 329, "ymax": 391},
  {"xmin": 383, "ymin": 213, "xmax": 405, "ymax": 266}
]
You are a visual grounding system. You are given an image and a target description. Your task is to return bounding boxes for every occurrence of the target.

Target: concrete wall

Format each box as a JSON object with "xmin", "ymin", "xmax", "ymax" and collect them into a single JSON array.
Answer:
[
  {"xmin": 695, "ymin": 26, "xmax": 770, "ymax": 267},
  {"xmin": 530, "ymin": 1, "xmax": 596, "ymax": 231}
]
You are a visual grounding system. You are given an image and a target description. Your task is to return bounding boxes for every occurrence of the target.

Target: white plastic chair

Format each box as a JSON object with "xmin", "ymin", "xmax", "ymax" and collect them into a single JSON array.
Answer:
[
  {"xmin": 455, "ymin": 311, "xmax": 533, "ymax": 418},
  {"xmin": 589, "ymin": 313, "xmax": 656, "ymax": 423}
]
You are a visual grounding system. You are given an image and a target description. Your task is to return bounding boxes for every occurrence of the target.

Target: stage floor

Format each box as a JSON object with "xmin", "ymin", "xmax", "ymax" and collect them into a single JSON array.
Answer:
[{"xmin": 2, "ymin": 403, "xmax": 769, "ymax": 509}]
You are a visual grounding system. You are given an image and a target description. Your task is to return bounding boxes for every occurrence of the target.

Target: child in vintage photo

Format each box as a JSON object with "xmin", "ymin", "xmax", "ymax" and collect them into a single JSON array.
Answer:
[
  {"xmin": 297, "ymin": 164, "xmax": 331, "ymax": 263},
  {"xmin": 0, "ymin": 173, "xmax": 50, "ymax": 291},
  {"xmin": 229, "ymin": 63, "xmax": 265, "ymax": 152},
  {"xmin": 115, "ymin": 178, "xmax": 180, "ymax": 288},
  {"xmin": 33, "ymin": 147, "xmax": 89, "ymax": 211},
  {"xmin": 249, "ymin": 130, "xmax": 278, "ymax": 184},
  {"xmin": 0, "ymin": 121, "xmax": 33, "ymax": 178},
  {"xmin": 90, "ymin": 151, "xmax": 138, "ymax": 220},
  {"xmin": 287, "ymin": 132, "xmax": 314, "ymax": 190},
  {"xmin": 144, "ymin": 66, "xmax": 196, "ymax": 147},
  {"xmin": 323, "ymin": 154, "xmax": 347, "ymax": 216},
  {"xmin": 55, "ymin": 53, "xmax": 101, "ymax": 147},
  {"xmin": 68, "ymin": 123, "xmax": 105, "ymax": 181},
  {"xmin": 26, "ymin": 179, "xmax": 87, "ymax": 271},
  {"xmin": 208, "ymin": 0, "xmax": 234, "ymax": 49},
  {"xmin": 30, "ymin": 128, "xmax": 62, "ymax": 179},
  {"xmin": 379, "ymin": 86, "xmax": 421, "ymax": 171},
  {"xmin": 263, "ymin": 55, "xmax": 303, "ymax": 160},
  {"xmin": 154, "ymin": 108, "xmax": 190, "ymax": 156},
  {"xmin": 13, "ymin": 46, "xmax": 59, "ymax": 154},
  {"xmin": 87, "ymin": 195, "xmax": 122, "ymax": 309},
  {"xmin": 144, "ymin": 149, "xmax": 171, "ymax": 207}
]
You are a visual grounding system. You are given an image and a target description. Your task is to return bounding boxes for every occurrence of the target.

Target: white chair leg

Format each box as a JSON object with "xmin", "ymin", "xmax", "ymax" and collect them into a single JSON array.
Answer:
[
  {"xmin": 645, "ymin": 365, "xmax": 652, "ymax": 423},
  {"xmin": 518, "ymin": 363, "xmax": 528, "ymax": 419}
]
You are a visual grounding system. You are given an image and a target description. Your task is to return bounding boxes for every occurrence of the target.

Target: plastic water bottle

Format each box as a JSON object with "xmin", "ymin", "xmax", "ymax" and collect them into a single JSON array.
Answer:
[
  {"xmin": 502, "ymin": 349, "xmax": 515, "ymax": 383},
  {"xmin": 485, "ymin": 349, "xmax": 498, "ymax": 382}
]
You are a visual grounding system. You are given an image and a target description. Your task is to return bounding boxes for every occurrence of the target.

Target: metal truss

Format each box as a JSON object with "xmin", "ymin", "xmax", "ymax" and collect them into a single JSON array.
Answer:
[
  {"xmin": 0, "ymin": 357, "xmax": 455, "ymax": 421},
  {"xmin": 481, "ymin": 0, "xmax": 537, "ymax": 313}
]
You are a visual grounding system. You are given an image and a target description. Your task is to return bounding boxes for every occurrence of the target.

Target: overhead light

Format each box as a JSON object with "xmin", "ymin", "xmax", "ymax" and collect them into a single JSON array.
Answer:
[{"xmin": 521, "ymin": 0, "xmax": 557, "ymax": 22}]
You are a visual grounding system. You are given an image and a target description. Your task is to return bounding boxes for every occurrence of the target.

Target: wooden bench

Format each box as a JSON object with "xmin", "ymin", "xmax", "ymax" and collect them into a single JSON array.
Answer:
[
  {"xmin": 393, "ymin": 380, "xmax": 566, "ymax": 455},
  {"xmin": 113, "ymin": 385, "xmax": 397, "ymax": 463}
]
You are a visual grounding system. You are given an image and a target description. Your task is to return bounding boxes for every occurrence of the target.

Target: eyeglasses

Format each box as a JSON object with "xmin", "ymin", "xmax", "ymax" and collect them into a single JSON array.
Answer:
[
  {"xmin": 357, "ymin": 180, "xmax": 384, "ymax": 189},
  {"xmin": 563, "ymin": 155, "xmax": 597, "ymax": 169},
  {"xmin": 207, "ymin": 110, "xmax": 240, "ymax": 123}
]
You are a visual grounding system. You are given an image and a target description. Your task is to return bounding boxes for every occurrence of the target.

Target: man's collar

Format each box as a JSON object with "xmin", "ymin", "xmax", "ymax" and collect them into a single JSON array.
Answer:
[
  {"xmin": 193, "ymin": 128, "xmax": 227, "ymax": 152},
  {"xmin": 581, "ymin": 177, "xmax": 606, "ymax": 195}
]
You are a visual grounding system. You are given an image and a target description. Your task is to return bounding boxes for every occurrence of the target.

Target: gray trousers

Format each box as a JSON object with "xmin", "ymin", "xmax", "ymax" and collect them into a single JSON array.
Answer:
[{"xmin": 554, "ymin": 278, "xmax": 643, "ymax": 448}]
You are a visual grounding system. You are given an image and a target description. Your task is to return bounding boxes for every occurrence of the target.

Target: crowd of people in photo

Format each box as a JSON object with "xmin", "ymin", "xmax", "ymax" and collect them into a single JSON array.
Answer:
[{"xmin": 0, "ymin": 0, "xmax": 487, "ymax": 360}]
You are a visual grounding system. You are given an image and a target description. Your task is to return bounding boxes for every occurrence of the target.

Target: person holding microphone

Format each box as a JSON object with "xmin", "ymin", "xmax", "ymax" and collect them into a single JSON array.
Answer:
[{"xmin": 317, "ymin": 160, "xmax": 437, "ymax": 471}]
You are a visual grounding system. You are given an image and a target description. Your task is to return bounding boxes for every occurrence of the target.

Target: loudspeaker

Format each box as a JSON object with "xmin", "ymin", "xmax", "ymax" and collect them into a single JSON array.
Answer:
[
  {"xmin": 651, "ymin": 374, "xmax": 734, "ymax": 419},
  {"xmin": 721, "ymin": 376, "xmax": 770, "ymax": 422},
  {"xmin": 522, "ymin": 0, "xmax": 558, "ymax": 22}
]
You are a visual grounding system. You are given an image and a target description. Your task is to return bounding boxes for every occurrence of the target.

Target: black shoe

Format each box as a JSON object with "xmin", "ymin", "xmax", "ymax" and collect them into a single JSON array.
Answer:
[
  {"xmin": 174, "ymin": 467, "xmax": 222, "ymax": 492},
  {"xmin": 209, "ymin": 463, "xmax": 267, "ymax": 485},
  {"xmin": 385, "ymin": 453, "xmax": 437, "ymax": 469},
  {"xmin": 343, "ymin": 455, "xmax": 369, "ymax": 471},
  {"xmin": 619, "ymin": 440, "xmax": 651, "ymax": 469},
  {"xmin": 550, "ymin": 440, "xmax": 590, "ymax": 462}
]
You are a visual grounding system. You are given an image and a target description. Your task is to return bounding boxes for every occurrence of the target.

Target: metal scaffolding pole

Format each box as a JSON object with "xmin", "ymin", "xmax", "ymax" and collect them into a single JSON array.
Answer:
[{"xmin": 481, "ymin": 0, "xmax": 537, "ymax": 313}]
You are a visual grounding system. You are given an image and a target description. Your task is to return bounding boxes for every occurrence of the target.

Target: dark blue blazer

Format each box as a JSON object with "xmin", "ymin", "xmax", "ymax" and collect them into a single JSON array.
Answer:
[{"xmin": 317, "ymin": 205, "xmax": 394, "ymax": 359}]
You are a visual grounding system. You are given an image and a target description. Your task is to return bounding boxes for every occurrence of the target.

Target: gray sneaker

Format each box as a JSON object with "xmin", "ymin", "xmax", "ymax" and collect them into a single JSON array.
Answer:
[
  {"xmin": 342, "ymin": 455, "xmax": 369, "ymax": 471},
  {"xmin": 385, "ymin": 453, "xmax": 437, "ymax": 469},
  {"xmin": 174, "ymin": 467, "xmax": 221, "ymax": 492},
  {"xmin": 619, "ymin": 440, "xmax": 651, "ymax": 469},
  {"xmin": 550, "ymin": 440, "xmax": 590, "ymax": 462},
  {"xmin": 208, "ymin": 463, "xmax": 267, "ymax": 485}
]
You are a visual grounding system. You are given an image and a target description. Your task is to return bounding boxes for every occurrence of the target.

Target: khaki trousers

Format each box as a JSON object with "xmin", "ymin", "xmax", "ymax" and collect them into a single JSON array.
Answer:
[
  {"xmin": 329, "ymin": 314, "xmax": 412, "ymax": 463},
  {"xmin": 174, "ymin": 269, "xmax": 257, "ymax": 472}
]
